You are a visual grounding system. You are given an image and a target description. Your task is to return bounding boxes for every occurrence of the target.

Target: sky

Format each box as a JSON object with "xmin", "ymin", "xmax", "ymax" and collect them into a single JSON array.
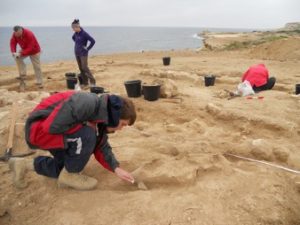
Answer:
[{"xmin": 0, "ymin": 0, "xmax": 299, "ymax": 29}]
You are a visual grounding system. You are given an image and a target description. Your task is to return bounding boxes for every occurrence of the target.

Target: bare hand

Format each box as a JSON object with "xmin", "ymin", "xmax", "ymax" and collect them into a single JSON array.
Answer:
[
  {"xmin": 12, "ymin": 52, "xmax": 20, "ymax": 59},
  {"xmin": 114, "ymin": 167, "xmax": 135, "ymax": 183}
]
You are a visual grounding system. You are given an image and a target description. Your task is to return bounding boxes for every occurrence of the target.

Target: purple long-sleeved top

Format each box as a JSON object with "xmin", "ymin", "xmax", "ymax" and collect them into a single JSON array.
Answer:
[{"xmin": 72, "ymin": 28, "xmax": 95, "ymax": 57}]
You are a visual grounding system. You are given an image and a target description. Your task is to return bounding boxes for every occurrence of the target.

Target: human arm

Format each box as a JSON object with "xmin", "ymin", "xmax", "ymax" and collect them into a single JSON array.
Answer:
[
  {"xmin": 94, "ymin": 134, "xmax": 134, "ymax": 183},
  {"xmin": 85, "ymin": 32, "xmax": 95, "ymax": 51},
  {"xmin": 10, "ymin": 35, "xmax": 17, "ymax": 53},
  {"xmin": 94, "ymin": 134, "xmax": 120, "ymax": 172}
]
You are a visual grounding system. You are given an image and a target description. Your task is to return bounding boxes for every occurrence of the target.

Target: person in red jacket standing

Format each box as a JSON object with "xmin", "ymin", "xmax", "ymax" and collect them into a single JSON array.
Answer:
[
  {"xmin": 242, "ymin": 64, "xmax": 276, "ymax": 92},
  {"xmin": 10, "ymin": 26, "xmax": 44, "ymax": 91}
]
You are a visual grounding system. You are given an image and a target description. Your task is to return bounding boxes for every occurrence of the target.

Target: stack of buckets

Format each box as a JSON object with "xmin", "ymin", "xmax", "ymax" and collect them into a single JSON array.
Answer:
[
  {"xmin": 65, "ymin": 73, "xmax": 78, "ymax": 89},
  {"xmin": 124, "ymin": 80, "xmax": 161, "ymax": 101}
]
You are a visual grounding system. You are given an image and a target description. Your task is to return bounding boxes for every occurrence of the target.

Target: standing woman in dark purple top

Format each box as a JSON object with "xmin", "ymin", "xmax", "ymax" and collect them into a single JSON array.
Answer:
[{"xmin": 71, "ymin": 19, "xmax": 96, "ymax": 87}]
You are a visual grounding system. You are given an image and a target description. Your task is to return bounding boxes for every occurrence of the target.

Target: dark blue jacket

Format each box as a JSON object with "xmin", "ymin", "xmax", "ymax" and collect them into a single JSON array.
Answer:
[{"xmin": 72, "ymin": 28, "xmax": 95, "ymax": 57}]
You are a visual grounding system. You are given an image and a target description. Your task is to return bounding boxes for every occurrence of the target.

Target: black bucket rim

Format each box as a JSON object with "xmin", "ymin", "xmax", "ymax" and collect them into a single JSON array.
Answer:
[
  {"xmin": 124, "ymin": 80, "xmax": 142, "ymax": 85},
  {"xmin": 142, "ymin": 84, "xmax": 161, "ymax": 88},
  {"xmin": 90, "ymin": 86, "xmax": 105, "ymax": 94},
  {"xmin": 204, "ymin": 75, "xmax": 216, "ymax": 78},
  {"xmin": 65, "ymin": 72, "xmax": 77, "ymax": 77}
]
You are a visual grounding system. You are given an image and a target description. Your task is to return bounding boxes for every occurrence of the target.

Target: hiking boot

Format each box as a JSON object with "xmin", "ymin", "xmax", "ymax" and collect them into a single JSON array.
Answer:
[
  {"xmin": 16, "ymin": 76, "xmax": 26, "ymax": 92},
  {"xmin": 19, "ymin": 80, "xmax": 26, "ymax": 92},
  {"xmin": 57, "ymin": 168, "xmax": 98, "ymax": 191},
  {"xmin": 35, "ymin": 83, "xmax": 44, "ymax": 89},
  {"xmin": 8, "ymin": 158, "xmax": 33, "ymax": 189}
]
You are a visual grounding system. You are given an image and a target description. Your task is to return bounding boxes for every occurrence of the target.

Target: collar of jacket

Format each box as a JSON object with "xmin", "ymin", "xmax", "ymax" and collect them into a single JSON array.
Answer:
[
  {"xmin": 94, "ymin": 94, "xmax": 123, "ymax": 127},
  {"xmin": 94, "ymin": 94, "xmax": 110, "ymax": 123},
  {"xmin": 75, "ymin": 27, "xmax": 85, "ymax": 35}
]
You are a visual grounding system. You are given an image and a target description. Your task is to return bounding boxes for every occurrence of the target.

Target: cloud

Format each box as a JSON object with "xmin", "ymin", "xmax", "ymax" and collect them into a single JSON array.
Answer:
[{"xmin": 0, "ymin": 0, "xmax": 299, "ymax": 28}]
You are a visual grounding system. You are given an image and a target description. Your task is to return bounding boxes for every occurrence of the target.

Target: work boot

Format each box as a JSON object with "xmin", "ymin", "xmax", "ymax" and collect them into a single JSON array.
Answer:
[
  {"xmin": 35, "ymin": 83, "xmax": 44, "ymax": 89},
  {"xmin": 8, "ymin": 158, "xmax": 34, "ymax": 189},
  {"xmin": 18, "ymin": 80, "xmax": 26, "ymax": 92},
  {"xmin": 17, "ymin": 76, "xmax": 26, "ymax": 92},
  {"xmin": 57, "ymin": 168, "xmax": 98, "ymax": 191}
]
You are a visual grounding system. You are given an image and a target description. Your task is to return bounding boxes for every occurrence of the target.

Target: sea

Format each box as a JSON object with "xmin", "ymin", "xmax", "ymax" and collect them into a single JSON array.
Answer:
[{"xmin": 0, "ymin": 26, "xmax": 253, "ymax": 66}]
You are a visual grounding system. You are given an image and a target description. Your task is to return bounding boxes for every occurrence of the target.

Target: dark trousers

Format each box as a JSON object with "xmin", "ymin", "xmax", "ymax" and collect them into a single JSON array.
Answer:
[
  {"xmin": 253, "ymin": 77, "xmax": 276, "ymax": 92},
  {"xmin": 76, "ymin": 55, "xmax": 96, "ymax": 86},
  {"xmin": 33, "ymin": 126, "xmax": 96, "ymax": 178}
]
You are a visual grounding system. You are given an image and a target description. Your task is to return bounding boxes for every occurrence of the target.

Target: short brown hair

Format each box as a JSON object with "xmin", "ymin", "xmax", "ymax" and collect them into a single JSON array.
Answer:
[
  {"xmin": 13, "ymin": 25, "xmax": 23, "ymax": 32},
  {"xmin": 120, "ymin": 97, "xmax": 136, "ymax": 126}
]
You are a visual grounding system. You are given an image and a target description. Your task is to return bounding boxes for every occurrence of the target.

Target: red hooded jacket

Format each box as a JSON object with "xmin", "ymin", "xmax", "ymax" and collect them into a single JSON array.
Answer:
[
  {"xmin": 10, "ymin": 28, "xmax": 41, "ymax": 56},
  {"xmin": 242, "ymin": 64, "xmax": 269, "ymax": 87},
  {"xmin": 25, "ymin": 91, "xmax": 120, "ymax": 172}
]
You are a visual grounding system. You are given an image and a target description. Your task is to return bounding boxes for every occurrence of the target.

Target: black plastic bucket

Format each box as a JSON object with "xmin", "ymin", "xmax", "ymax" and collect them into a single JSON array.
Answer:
[
  {"xmin": 124, "ymin": 80, "xmax": 142, "ymax": 98},
  {"xmin": 65, "ymin": 73, "xmax": 76, "ymax": 78},
  {"xmin": 90, "ymin": 86, "xmax": 104, "ymax": 94},
  {"xmin": 163, "ymin": 57, "xmax": 171, "ymax": 66},
  {"xmin": 204, "ymin": 75, "xmax": 216, "ymax": 87},
  {"xmin": 142, "ymin": 84, "xmax": 161, "ymax": 101},
  {"xmin": 296, "ymin": 84, "xmax": 300, "ymax": 95},
  {"xmin": 66, "ymin": 77, "xmax": 78, "ymax": 89}
]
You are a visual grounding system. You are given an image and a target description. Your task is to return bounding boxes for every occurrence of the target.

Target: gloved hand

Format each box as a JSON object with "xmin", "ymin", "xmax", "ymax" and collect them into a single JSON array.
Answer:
[{"xmin": 12, "ymin": 52, "xmax": 20, "ymax": 59}]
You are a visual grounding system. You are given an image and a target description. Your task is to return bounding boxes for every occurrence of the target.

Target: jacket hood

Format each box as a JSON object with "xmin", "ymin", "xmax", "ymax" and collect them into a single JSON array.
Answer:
[{"xmin": 107, "ymin": 95, "xmax": 123, "ymax": 127}]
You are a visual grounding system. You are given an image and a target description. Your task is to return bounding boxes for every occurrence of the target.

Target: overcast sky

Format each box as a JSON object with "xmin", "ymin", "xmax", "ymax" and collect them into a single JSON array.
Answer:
[{"xmin": 0, "ymin": 0, "xmax": 299, "ymax": 29}]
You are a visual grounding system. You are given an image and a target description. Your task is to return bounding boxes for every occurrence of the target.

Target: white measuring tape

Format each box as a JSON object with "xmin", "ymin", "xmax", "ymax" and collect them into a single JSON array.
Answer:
[{"xmin": 224, "ymin": 153, "xmax": 300, "ymax": 174}]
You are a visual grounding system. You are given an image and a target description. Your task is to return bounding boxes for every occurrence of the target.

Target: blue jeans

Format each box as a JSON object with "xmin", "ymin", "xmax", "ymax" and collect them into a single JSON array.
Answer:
[{"xmin": 33, "ymin": 126, "xmax": 96, "ymax": 178}]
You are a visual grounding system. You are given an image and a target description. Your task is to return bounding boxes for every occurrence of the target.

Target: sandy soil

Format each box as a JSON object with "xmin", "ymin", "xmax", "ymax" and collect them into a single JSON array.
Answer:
[{"xmin": 0, "ymin": 33, "xmax": 300, "ymax": 225}]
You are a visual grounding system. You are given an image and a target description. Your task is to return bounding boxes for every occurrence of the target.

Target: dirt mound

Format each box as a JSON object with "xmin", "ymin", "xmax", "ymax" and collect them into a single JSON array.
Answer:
[
  {"xmin": 1, "ymin": 50, "xmax": 300, "ymax": 225},
  {"xmin": 249, "ymin": 37, "xmax": 300, "ymax": 61}
]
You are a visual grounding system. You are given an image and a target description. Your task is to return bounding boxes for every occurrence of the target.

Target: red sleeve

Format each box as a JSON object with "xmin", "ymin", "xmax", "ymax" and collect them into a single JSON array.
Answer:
[
  {"xmin": 93, "ymin": 135, "xmax": 119, "ymax": 172},
  {"xmin": 10, "ymin": 35, "xmax": 17, "ymax": 53},
  {"xmin": 94, "ymin": 148, "xmax": 114, "ymax": 172},
  {"xmin": 20, "ymin": 31, "xmax": 36, "ymax": 56}
]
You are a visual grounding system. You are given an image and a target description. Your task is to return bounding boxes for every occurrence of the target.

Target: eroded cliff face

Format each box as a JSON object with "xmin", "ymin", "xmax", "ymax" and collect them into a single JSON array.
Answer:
[{"xmin": 283, "ymin": 22, "xmax": 300, "ymax": 31}]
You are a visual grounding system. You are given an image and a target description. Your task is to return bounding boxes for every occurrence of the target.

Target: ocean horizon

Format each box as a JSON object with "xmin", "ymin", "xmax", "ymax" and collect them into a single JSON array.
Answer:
[{"xmin": 0, "ymin": 26, "xmax": 253, "ymax": 66}]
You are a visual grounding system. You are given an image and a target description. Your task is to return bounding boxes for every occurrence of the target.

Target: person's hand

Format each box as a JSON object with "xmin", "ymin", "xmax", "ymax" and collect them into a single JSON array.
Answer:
[
  {"xmin": 12, "ymin": 52, "xmax": 20, "ymax": 59},
  {"xmin": 83, "ymin": 46, "xmax": 88, "ymax": 51},
  {"xmin": 114, "ymin": 167, "xmax": 135, "ymax": 183}
]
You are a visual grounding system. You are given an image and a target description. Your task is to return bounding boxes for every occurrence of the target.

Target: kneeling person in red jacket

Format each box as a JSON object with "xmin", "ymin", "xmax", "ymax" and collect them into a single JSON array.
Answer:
[
  {"xmin": 242, "ymin": 64, "xmax": 276, "ymax": 92},
  {"xmin": 9, "ymin": 91, "xmax": 136, "ymax": 190}
]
